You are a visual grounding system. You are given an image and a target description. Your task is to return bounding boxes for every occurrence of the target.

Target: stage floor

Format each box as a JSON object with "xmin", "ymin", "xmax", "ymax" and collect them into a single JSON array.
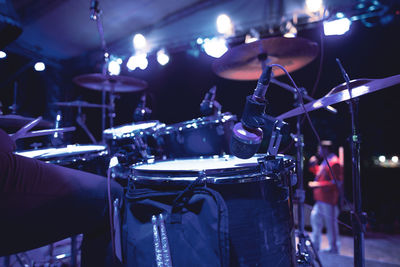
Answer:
[{"xmin": 311, "ymin": 231, "xmax": 400, "ymax": 267}]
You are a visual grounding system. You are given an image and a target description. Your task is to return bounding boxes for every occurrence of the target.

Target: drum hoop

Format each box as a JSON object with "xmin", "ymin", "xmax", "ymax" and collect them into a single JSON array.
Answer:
[
  {"xmin": 155, "ymin": 113, "xmax": 237, "ymax": 135},
  {"xmin": 131, "ymin": 154, "xmax": 293, "ymax": 184},
  {"xmin": 16, "ymin": 145, "xmax": 108, "ymax": 162},
  {"xmin": 103, "ymin": 120, "xmax": 165, "ymax": 139}
]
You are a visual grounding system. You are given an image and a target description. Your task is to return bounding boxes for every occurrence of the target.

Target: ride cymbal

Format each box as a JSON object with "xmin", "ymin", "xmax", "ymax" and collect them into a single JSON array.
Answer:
[{"xmin": 212, "ymin": 37, "xmax": 319, "ymax": 81}]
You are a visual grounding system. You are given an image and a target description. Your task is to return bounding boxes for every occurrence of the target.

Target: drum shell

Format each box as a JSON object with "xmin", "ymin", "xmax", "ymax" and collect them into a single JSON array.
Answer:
[
  {"xmin": 129, "ymin": 159, "xmax": 295, "ymax": 266},
  {"xmin": 154, "ymin": 113, "xmax": 237, "ymax": 158},
  {"xmin": 103, "ymin": 121, "xmax": 165, "ymax": 163}
]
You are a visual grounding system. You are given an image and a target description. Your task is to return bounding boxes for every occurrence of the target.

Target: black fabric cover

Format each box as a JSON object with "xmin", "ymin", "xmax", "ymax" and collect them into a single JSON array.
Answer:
[{"xmin": 122, "ymin": 182, "xmax": 229, "ymax": 267}]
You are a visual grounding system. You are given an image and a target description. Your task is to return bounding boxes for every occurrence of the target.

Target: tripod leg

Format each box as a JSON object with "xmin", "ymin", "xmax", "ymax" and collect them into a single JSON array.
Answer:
[{"xmin": 304, "ymin": 234, "xmax": 323, "ymax": 267}]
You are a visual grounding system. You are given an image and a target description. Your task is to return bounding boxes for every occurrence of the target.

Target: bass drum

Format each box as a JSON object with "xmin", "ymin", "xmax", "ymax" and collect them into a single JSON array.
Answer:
[
  {"xmin": 129, "ymin": 154, "xmax": 296, "ymax": 266},
  {"xmin": 15, "ymin": 144, "xmax": 109, "ymax": 175},
  {"xmin": 153, "ymin": 113, "xmax": 237, "ymax": 159}
]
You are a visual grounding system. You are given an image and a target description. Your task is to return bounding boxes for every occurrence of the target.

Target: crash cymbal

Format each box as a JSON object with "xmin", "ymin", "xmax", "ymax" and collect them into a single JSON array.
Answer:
[
  {"xmin": 212, "ymin": 37, "xmax": 319, "ymax": 81},
  {"xmin": 276, "ymin": 74, "xmax": 400, "ymax": 120},
  {"xmin": 73, "ymin": 73, "xmax": 148, "ymax": 93},
  {"xmin": 0, "ymin": 114, "xmax": 53, "ymax": 129},
  {"xmin": 53, "ymin": 100, "xmax": 108, "ymax": 108}
]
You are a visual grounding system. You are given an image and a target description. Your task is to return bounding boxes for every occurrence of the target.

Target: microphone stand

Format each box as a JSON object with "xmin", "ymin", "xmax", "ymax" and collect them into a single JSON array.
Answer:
[{"xmin": 336, "ymin": 58, "xmax": 366, "ymax": 267}]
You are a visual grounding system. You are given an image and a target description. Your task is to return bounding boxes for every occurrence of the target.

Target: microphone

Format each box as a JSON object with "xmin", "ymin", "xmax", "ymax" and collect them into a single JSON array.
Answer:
[
  {"xmin": 200, "ymin": 86, "xmax": 217, "ymax": 116},
  {"xmin": 133, "ymin": 94, "xmax": 152, "ymax": 122},
  {"xmin": 230, "ymin": 66, "xmax": 272, "ymax": 159}
]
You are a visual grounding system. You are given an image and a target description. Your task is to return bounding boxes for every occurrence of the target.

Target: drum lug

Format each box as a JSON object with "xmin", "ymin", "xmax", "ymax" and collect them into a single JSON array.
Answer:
[
  {"xmin": 176, "ymin": 132, "xmax": 184, "ymax": 144},
  {"xmin": 258, "ymin": 156, "xmax": 284, "ymax": 180},
  {"xmin": 216, "ymin": 125, "xmax": 224, "ymax": 135}
]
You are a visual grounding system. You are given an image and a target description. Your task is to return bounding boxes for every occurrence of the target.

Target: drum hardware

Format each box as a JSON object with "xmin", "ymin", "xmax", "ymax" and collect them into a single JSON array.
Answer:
[
  {"xmin": 133, "ymin": 93, "xmax": 152, "ymax": 122},
  {"xmin": 9, "ymin": 81, "xmax": 18, "ymax": 115},
  {"xmin": 335, "ymin": 58, "xmax": 368, "ymax": 267},
  {"xmin": 212, "ymin": 37, "xmax": 319, "ymax": 81},
  {"xmin": 199, "ymin": 86, "xmax": 222, "ymax": 117}
]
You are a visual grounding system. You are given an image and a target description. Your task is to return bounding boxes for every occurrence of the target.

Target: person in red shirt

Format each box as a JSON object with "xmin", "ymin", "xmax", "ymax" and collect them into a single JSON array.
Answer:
[{"xmin": 308, "ymin": 140, "xmax": 344, "ymax": 254}]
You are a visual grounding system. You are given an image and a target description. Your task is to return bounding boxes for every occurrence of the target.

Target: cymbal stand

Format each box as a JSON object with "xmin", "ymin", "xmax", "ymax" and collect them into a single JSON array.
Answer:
[
  {"xmin": 291, "ymin": 92, "xmax": 322, "ymax": 267},
  {"xmin": 271, "ymin": 78, "xmax": 325, "ymax": 266},
  {"xmin": 336, "ymin": 58, "xmax": 366, "ymax": 267},
  {"xmin": 90, "ymin": 0, "xmax": 110, "ymax": 143},
  {"xmin": 9, "ymin": 81, "xmax": 18, "ymax": 114},
  {"xmin": 108, "ymin": 82, "xmax": 117, "ymax": 129},
  {"xmin": 76, "ymin": 106, "xmax": 97, "ymax": 144}
]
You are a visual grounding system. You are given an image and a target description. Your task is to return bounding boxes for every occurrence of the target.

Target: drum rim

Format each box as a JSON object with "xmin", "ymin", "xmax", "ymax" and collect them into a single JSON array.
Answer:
[
  {"xmin": 154, "ymin": 112, "xmax": 237, "ymax": 135},
  {"xmin": 103, "ymin": 120, "xmax": 165, "ymax": 139},
  {"xmin": 15, "ymin": 144, "xmax": 108, "ymax": 159},
  {"xmin": 130, "ymin": 154, "xmax": 293, "ymax": 184}
]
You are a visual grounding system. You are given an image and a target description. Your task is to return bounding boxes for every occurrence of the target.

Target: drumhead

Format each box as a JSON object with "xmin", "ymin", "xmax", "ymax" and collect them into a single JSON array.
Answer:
[
  {"xmin": 103, "ymin": 121, "xmax": 165, "ymax": 139},
  {"xmin": 156, "ymin": 113, "xmax": 236, "ymax": 135},
  {"xmin": 15, "ymin": 144, "xmax": 107, "ymax": 159},
  {"xmin": 132, "ymin": 154, "xmax": 293, "ymax": 184}
]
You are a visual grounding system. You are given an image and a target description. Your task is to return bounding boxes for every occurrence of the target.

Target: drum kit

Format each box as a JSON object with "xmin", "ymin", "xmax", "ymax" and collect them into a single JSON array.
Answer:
[{"xmin": 3, "ymin": 31, "xmax": 400, "ymax": 265}]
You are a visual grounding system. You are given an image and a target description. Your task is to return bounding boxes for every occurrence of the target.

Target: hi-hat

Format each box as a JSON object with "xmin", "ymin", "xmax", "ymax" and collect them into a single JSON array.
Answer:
[
  {"xmin": 212, "ymin": 37, "xmax": 319, "ymax": 81},
  {"xmin": 276, "ymin": 74, "xmax": 400, "ymax": 120},
  {"xmin": 0, "ymin": 114, "xmax": 53, "ymax": 129},
  {"xmin": 53, "ymin": 100, "xmax": 108, "ymax": 108},
  {"xmin": 73, "ymin": 73, "xmax": 148, "ymax": 93}
]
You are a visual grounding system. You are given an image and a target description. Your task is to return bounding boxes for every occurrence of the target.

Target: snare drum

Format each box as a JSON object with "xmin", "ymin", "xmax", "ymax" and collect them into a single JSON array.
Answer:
[
  {"xmin": 130, "ymin": 154, "xmax": 296, "ymax": 266},
  {"xmin": 153, "ymin": 113, "xmax": 237, "ymax": 158},
  {"xmin": 103, "ymin": 121, "xmax": 165, "ymax": 163},
  {"xmin": 15, "ymin": 144, "xmax": 108, "ymax": 175}
]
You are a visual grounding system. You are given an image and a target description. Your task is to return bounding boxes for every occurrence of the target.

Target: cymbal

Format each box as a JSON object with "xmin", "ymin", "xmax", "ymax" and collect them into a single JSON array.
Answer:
[
  {"xmin": 0, "ymin": 114, "xmax": 53, "ymax": 129},
  {"xmin": 212, "ymin": 37, "xmax": 319, "ymax": 81},
  {"xmin": 276, "ymin": 74, "xmax": 400, "ymax": 120},
  {"xmin": 53, "ymin": 100, "xmax": 108, "ymax": 108},
  {"xmin": 73, "ymin": 73, "xmax": 148, "ymax": 93}
]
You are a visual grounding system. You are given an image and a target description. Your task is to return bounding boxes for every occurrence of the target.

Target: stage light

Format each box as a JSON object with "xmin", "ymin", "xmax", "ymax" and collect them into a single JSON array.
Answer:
[
  {"xmin": 127, "ymin": 53, "xmax": 148, "ymax": 71},
  {"xmin": 0, "ymin": 51, "xmax": 6, "ymax": 59},
  {"xmin": 283, "ymin": 21, "xmax": 298, "ymax": 38},
  {"xmin": 157, "ymin": 49, "xmax": 169, "ymax": 66},
  {"xmin": 306, "ymin": 0, "xmax": 323, "ymax": 13},
  {"xmin": 245, "ymin": 28, "xmax": 260, "ymax": 44},
  {"xmin": 323, "ymin": 17, "xmax": 351, "ymax": 35},
  {"xmin": 108, "ymin": 59, "xmax": 121, "ymax": 76},
  {"xmin": 34, "ymin": 62, "xmax": 46, "ymax": 71},
  {"xmin": 133, "ymin": 33, "xmax": 146, "ymax": 50},
  {"xmin": 392, "ymin": 156, "xmax": 399, "ymax": 163},
  {"xmin": 202, "ymin": 37, "xmax": 228, "ymax": 58},
  {"xmin": 196, "ymin": 37, "xmax": 204, "ymax": 45},
  {"xmin": 216, "ymin": 14, "xmax": 234, "ymax": 36},
  {"xmin": 378, "ymin": 155, "xmax": 386, "ymax": 163}
]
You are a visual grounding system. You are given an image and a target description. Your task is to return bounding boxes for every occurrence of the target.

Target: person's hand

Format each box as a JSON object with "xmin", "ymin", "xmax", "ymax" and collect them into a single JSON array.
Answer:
[
  {"xmin": 309, "ymin": 155, "xmax": 318, "ymax": 166},
  {"xmin": 308, "ymin": 181, "xmax": 319, "ymax": 188}
]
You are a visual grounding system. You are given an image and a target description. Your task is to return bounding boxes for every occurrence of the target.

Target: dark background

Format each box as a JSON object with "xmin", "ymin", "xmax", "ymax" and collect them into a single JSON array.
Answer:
[{"xmin": 1, "ymin": 18, "xmax": 400, "ymax": 233}]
